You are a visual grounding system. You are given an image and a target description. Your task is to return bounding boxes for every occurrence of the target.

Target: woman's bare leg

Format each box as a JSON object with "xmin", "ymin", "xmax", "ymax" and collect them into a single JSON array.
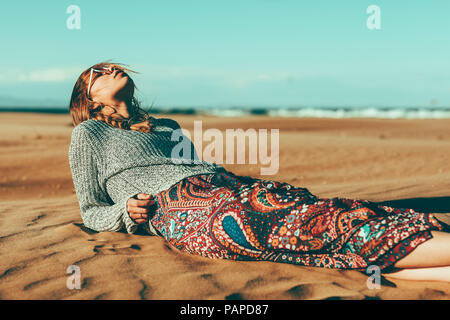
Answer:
[
  {"xmin": 392, "ymin": 231, "xmax": 450, "ymax": 269},
  {"xmin": 377, "ymin": 231, "xmax": 450, "ymax": 282},
  {"xmin": 383, "ymin": 266, "xmax": 450, "ymax": 282}
]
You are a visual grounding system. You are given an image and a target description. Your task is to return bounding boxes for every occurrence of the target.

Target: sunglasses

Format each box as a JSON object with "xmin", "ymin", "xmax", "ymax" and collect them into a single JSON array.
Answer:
[{"xmin": 86, "ymin": 65, "xmax": 118, "ymax": 99}]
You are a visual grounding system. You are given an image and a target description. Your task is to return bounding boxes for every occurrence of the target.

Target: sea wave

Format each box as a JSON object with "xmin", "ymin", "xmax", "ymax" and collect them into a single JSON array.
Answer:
[
  {"xmin": 198, "ymin": 107, "xmax": 450, "ymax": 119},
  {"xmin": 2, "ymin": 106, "xmax": 450, "ymax": 119}
]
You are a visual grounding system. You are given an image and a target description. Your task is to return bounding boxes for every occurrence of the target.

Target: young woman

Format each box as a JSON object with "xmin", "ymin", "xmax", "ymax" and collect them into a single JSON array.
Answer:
[{"xmin": 69, "ymin": 62, "xmax": 450, "ymax": 282}]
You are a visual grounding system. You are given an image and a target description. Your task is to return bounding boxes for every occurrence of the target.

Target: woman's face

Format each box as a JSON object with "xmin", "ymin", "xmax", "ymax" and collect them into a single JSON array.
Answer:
[{"xmin": 89, "ymin": 66, "xmax": 134, "ymax": 117}]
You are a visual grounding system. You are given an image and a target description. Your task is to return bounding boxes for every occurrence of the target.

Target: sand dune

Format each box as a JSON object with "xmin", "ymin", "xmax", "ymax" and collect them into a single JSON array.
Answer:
[{"xmin": 1, "ymin": 112, "xmax": 450, "ymax": 299}]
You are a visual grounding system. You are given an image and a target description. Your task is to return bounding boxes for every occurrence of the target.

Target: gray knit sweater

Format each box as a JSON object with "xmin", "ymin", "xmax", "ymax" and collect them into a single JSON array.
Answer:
[{"xmin": 68, "ymin": 117, "xmax": 226, "ymax": 236}]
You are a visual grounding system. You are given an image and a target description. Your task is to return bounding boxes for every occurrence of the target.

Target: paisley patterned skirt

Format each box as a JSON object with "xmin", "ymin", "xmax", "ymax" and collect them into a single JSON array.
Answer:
[{"xmin": 150, "ymin": 170, "xmax": 444, "ymax": 271}]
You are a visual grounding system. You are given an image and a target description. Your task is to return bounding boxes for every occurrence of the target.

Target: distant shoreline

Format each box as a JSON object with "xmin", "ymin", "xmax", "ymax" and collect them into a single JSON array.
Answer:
[{"xmin": 1, "ymin": 105, "xmax": 450, "ymax": 119}]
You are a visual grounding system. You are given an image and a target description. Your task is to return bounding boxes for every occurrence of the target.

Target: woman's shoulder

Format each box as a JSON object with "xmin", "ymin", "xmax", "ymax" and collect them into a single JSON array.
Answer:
[
  {"xmin": 75, "ymin": 118, "xmax": 107, "ymax": 130},
  {"xmin": 72, "ymin": 119, "xmax": 110, "ymax": 134},
  {"xmin": 70, "ymin": 119, "xmax": 109, "ymax": 143},
  {"xmin": 71, "ymin": 117, "xmax": 181, "ymax": 138}
]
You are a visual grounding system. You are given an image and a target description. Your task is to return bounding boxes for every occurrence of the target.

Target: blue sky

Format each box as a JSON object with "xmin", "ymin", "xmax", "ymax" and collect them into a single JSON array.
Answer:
[{"xmin": 0, "ymin": 0, "xmax": 449, "ymax": 108}]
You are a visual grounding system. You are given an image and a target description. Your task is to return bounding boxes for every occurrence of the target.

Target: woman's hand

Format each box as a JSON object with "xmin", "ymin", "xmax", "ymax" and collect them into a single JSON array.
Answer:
[{"xmin": 127, "ymin": 193, "xmax": 156, "ymax": 224}]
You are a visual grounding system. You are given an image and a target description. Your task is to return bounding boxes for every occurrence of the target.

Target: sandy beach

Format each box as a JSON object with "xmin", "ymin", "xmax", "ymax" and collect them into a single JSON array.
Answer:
[{"xmin": 1, "ymin": 112, "xmax": 449, "ymax": 300}]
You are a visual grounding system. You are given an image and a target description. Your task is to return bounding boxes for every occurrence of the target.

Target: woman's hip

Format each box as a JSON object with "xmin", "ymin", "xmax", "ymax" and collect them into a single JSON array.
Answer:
[{"xmin": 149, "ymin": 171, "xmax": 330, "ymax": 255}]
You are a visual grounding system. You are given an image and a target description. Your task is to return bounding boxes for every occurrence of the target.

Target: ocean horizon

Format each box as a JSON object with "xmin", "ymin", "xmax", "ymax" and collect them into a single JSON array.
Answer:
[{"xmin": 1, "ymin": 105, "xmax": 450, "ymax": 119}]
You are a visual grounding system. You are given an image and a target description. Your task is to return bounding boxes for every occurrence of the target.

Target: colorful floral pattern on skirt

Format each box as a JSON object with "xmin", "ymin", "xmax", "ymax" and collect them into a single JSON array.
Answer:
[{"xmin": 150, "ymin": 170, "xmax": 443, "ymax": 271}]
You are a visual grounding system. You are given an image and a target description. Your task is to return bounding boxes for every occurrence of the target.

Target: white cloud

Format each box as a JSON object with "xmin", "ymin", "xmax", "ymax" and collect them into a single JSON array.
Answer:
[
  {"xmin": 0, "ymin": 67, "xmax": 81, "ymax": 83},
  {"xmin": 135, "ymin": 64, "xmax": 306, "ymax": 89},
  {"xmin": 0, "ymin": 64, "xmax": 308, "ymax": 89}
]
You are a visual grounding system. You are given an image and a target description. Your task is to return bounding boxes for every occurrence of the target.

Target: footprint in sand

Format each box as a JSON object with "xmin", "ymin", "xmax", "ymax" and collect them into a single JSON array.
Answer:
[
  {"xmin": 26, "ymin": 213, "xmax": 46, "ymax": 227},
  {"xmin": 286, "ymin": 282, "xmax": 365, "ymax": 300},
  {"xmin": 93, "ymin": 244, "xmax": 141, "ymax": 255}
]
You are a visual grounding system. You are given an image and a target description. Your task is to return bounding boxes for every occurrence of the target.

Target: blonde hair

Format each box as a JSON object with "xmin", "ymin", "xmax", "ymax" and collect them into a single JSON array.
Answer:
[{"xmin": 69, "ymin": 61, "xmax": 154, "ymax": 133}]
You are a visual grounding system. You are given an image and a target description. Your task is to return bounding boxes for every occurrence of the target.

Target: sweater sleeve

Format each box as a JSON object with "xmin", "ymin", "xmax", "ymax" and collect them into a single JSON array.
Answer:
[{"xmin": 68, "ymin": 125, "xmax": 139, "ymax": 234}]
